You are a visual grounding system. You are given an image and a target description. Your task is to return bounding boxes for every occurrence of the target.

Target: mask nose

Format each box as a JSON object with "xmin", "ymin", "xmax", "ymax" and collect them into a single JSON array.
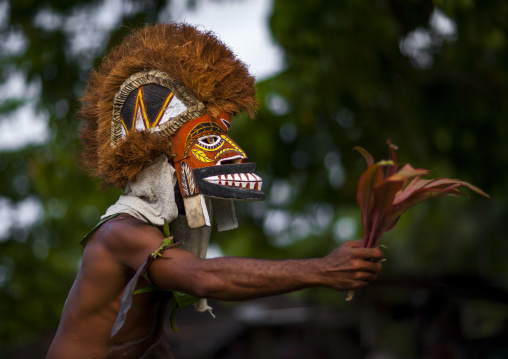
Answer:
[{"xmin": 213, "ymin": 133, "xmax": 247, "ymax": 165}]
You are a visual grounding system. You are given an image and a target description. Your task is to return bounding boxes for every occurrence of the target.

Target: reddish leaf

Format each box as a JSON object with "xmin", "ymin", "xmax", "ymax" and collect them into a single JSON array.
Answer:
[
  {"xmin": 356, "ymin": 161, "xmax": 390, "ymax": 230},
  {"xmin": 385, "ymin": 140, "xmax": 399, "ymax": 177},
  {"xmin": 365, "ymin": 179, "xmax": 404, "ymax": 247},
  {"xmin": 387, "ymin": 164, "xmax": 429, "ymax": 182},
  {"xmin": 353, "ymin": 146, "xmax": 375, "ymax": 166}
]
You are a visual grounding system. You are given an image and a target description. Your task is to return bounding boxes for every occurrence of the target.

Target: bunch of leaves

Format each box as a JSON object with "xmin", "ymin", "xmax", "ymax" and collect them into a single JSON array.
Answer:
[
  {"xmin": 346, "ymin": 141, "xmax": 490, "ymax": 301},
  {"xmin": 355, "ymin": 141, "xmax": 490, "ymax": 249}
]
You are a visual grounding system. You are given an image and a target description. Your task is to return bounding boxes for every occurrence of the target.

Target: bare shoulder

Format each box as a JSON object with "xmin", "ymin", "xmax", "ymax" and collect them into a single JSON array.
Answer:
[{"xmin": 85, "ymin": 214, "xmax": 165, "ymax": 271}]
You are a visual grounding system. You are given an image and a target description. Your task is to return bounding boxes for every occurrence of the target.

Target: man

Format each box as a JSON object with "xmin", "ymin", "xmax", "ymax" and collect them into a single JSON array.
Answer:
[{"xmin": 47, "ymin": 23, "xmax": 383, "ymax": 359}]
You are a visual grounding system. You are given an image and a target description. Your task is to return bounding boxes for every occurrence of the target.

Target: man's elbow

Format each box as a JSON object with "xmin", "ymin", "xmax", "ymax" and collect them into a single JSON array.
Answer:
[
  {"xmin": 148, "ymin": 255, "xmax": 224, "ymax": 298},
  {"xmin": 155, "ymin": 267, "xmax": 221, "ymax": 299},
  {"xmin": 185, "ymin": 272, "xmax": 223, "ymax": 299}
]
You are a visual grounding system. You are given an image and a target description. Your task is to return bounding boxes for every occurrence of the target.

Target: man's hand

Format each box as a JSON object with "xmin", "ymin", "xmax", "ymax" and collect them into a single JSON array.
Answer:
[{"xmin": 319, "ymin": 240, "xmax": 384, "ymax": 291}]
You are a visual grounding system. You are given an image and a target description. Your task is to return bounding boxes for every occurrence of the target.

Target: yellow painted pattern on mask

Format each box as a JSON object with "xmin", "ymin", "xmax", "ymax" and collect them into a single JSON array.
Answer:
[
  {"xmin": 217, "ymin": 135, "xmax": 246, "ymax": 157},
  {"xmin": 191, "ymin": 149, "xmax": 215, "ymax": 163}
]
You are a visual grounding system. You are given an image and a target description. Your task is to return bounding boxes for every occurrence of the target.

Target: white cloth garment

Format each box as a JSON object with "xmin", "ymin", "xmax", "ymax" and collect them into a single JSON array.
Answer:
[{"xmin": 102, "ymin": 155, "xmax": 179, "ymax": 226}]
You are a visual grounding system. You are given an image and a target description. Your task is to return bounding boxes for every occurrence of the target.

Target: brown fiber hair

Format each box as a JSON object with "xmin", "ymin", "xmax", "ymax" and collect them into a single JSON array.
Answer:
[{"xmin": 79, "ymin": 23, "xmax": 257, "ymax": 188}]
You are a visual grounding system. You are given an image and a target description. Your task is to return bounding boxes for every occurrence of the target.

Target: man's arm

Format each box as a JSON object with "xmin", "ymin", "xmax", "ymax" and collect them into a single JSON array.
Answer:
[
  {"xmin": 148, "ymin": 240, "xmax": 383, "ymax": 301},
  {"xmin": 104, "ymin": 215, "xmax": 383, "ymax": 301}
]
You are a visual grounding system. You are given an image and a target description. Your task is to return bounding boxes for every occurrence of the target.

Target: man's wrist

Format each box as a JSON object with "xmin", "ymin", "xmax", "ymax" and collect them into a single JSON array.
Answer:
[{"xmin": 298, "ymin": 258, "xmax": 325, "ymax": 288}]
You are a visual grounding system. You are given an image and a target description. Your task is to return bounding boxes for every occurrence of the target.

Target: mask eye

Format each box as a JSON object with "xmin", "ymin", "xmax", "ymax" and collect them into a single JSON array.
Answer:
[{"xmin": 197, "ymin": 135, "xmax": 222, "ymax": 150}]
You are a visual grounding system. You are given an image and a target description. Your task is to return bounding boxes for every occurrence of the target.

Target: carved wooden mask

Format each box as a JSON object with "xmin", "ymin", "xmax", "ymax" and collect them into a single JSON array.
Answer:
[{"xmin": 172, "ymin": 112, "xmax": 265, "ymax": 201}]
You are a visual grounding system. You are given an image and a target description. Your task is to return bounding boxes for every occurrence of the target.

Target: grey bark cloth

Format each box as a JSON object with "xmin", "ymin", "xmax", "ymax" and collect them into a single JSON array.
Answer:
[{"xmin": 102, "ymin": 155, "xmax": 179, "ymax": 226}]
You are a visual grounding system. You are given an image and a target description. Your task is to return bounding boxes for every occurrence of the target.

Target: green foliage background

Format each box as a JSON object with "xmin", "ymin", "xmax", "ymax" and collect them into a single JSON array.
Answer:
[{"xmin": 1, "ymin": 0, "xmax": 507, "ymax": 356}]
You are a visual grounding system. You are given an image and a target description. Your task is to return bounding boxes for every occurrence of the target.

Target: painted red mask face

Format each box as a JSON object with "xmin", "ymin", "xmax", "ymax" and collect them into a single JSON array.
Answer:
[{"xmin": 172, "ymin": 112, "xmax": 265, "ymax": 201}]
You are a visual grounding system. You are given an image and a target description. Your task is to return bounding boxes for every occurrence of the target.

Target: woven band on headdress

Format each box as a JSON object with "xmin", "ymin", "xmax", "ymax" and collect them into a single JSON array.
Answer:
[{"xmin": 111, "ymin": 69, "xmax": 206, "ymax": 147}]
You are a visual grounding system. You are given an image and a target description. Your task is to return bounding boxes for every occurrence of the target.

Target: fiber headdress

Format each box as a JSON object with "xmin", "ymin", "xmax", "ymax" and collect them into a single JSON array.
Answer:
[{"xmin": 79, "ymin": 23, "xmax": 257, "ymax": 189}]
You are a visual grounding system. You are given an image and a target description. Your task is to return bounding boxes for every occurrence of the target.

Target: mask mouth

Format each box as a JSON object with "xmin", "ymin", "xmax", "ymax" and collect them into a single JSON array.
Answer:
[
  {"xmin": 216, "ymin": 154, "xmax": 245, "ymax": 166},
  {"xmin": 192, "ymin": 163, "xmax": 266, "ymax": 200}
]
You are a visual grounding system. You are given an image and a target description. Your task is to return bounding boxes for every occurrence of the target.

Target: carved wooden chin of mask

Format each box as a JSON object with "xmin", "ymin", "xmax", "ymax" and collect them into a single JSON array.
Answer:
[{"xmin": 111, "ymin": 69, "xmax": 266, "ymax": 229}]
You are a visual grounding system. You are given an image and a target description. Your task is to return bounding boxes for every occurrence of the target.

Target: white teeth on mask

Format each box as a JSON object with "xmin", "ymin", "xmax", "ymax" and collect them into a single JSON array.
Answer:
[
  {"xmin": 204, "ymin": 175, "xmax": 220, "ymax": 184},
  {"xmin": 203, "ymin": 172, "xmax": 262, "ymax": 191},
  {"xmin": 246, "ymin": 174, "xmax": 256, "ymax": 189},
  {"xmin": 254, "ymin": 175, "xmax": 262, "ymax": 190},
  {"xmin": 233, "ymin": 174, "xmax": 241, "ymax": 187},
  {"xmin": 226, "ymin": 174, "xmax": 234, "ymax": 186}
]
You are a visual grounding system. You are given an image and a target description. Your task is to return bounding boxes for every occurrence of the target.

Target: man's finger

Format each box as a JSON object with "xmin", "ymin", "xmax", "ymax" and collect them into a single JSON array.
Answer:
[
  {"xmin": 343, "ymin": 240, "xmax": 363, "ymax": 248},
  {"xmin": 354, "ymin": 247, "xmax": 384, "ymax": 260},
  {"xmin": 361, "ymin": 260, "xmax": 382, "ymax": 274}
]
